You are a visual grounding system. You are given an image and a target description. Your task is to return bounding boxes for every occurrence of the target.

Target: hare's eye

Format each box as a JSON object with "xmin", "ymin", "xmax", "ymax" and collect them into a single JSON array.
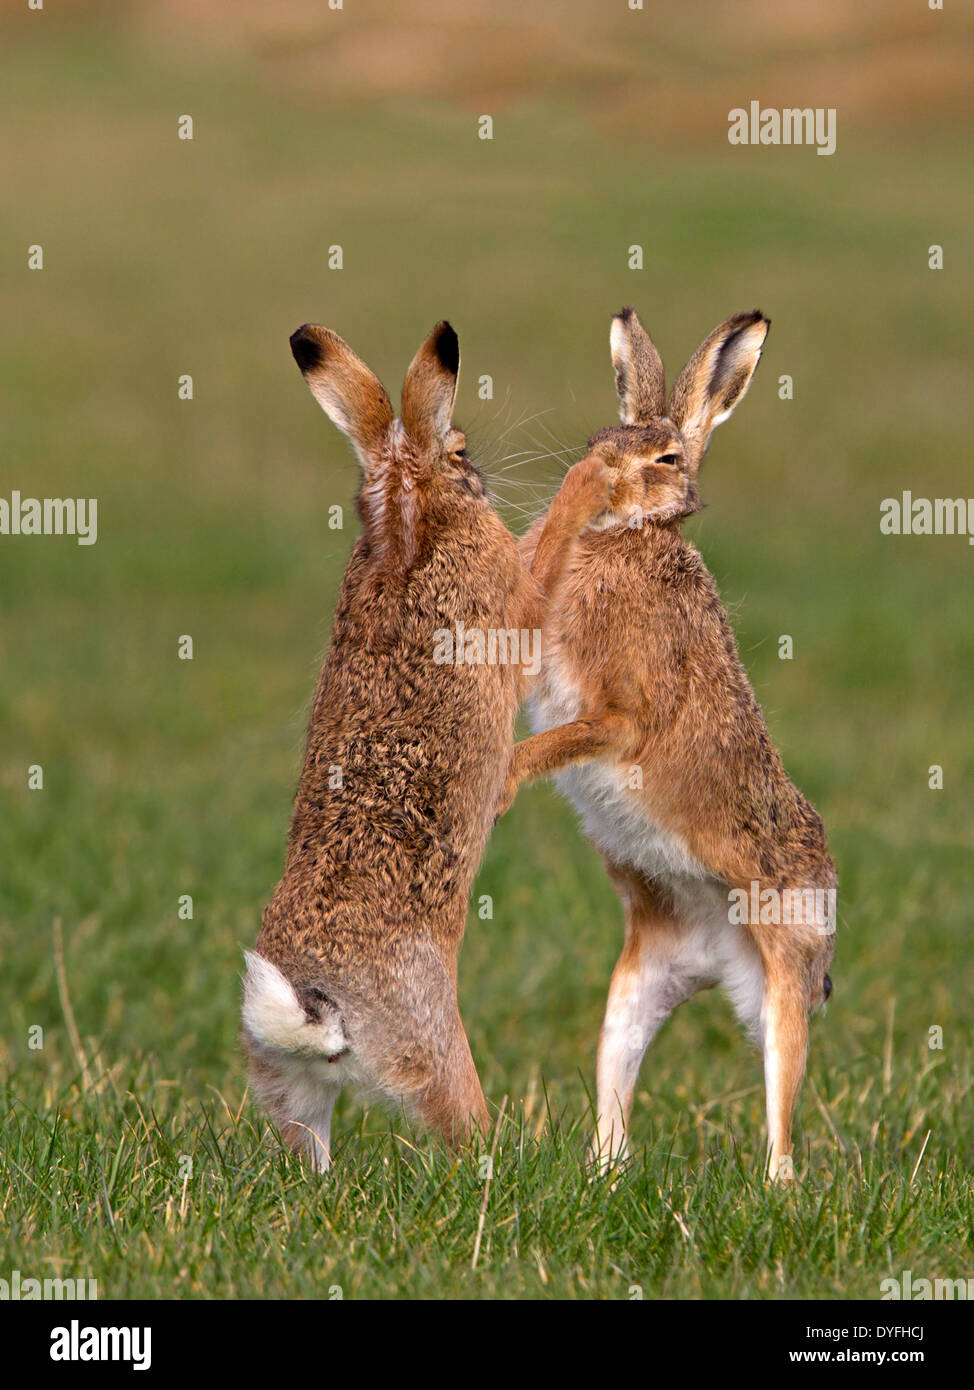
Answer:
[{"xmin": 657, "ymin": 453, "xmax": 681, "ymax": 466}]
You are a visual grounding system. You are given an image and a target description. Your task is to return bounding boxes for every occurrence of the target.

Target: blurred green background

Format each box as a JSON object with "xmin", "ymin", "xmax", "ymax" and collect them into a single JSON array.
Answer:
[{"xmin": 1, "ymin": 1, "xmax": 971, "ymax": 1298}]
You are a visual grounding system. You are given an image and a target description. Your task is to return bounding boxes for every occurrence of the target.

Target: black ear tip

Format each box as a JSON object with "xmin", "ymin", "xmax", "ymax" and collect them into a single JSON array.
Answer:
[
  {"xmin": 433, "ymin": 321, "xmax": 460, "ymax": 375},
  {"xmin": 615, "ymin": 306, "xmax": 635, "ymax": 323},
  {"xmin": 290, "ymin": 325, "xmax": 325, "ymax": 373},
  {"xmin": 727, "ymin": 310, "xmax": 770, "ymax": 343}
]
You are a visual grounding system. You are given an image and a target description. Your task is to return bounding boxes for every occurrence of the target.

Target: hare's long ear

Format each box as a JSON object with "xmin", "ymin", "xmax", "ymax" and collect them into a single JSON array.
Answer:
[
  {"xmin": 289, "ymin": 323, "xmax": 394, "ymax": 467},
  {"xmin": 668, "ymin": 310, "xmax": 769, "ymax": 478},
  {"xmin": 400, "ymin": 321, "xmax": 460, "ymax": 453},
  {"xmin": 610, "ymin": 307, "xmax": 666, "ymax": 424}
]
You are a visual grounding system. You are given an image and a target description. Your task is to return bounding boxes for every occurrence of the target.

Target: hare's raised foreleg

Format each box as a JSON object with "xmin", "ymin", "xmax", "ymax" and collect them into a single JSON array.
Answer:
[
  {"xmin": 496, "ymin": 714, "xmax": 627, "ymax": 819},
  {"xmin": 526, "ymin": 453, "xmax": 614, "ymax": 596},
  {"xmin": 591, "ymin": 874, "xmax": 700, "ymax": 1171}
]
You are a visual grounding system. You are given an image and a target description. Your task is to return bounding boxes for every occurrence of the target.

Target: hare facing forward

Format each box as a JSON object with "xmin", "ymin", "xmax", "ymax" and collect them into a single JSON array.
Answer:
[
  {"xmin": 243, "ymin": 320, "xmax": 612, "ymax": 1170},
  {"xmin": 507, "ymin": 308, "xmax": 836, "ymax": 1181}
]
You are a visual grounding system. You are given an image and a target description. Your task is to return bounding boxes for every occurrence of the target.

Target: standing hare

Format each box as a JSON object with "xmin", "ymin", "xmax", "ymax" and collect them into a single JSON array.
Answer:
[
  {"xmin": 505, "ymin": 308, "xmax": 835, "ymax": 1180},
  {"xmin": 243, "ymin": 319, "xmax": 612, "ymax": 1170}
]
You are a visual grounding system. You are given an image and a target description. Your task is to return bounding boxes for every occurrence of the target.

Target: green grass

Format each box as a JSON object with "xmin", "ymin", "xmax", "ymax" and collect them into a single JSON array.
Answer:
[
  {"xmin": 2, "ymin": 1054, "xmax": 970, "ymax": 1300},
  {"xmin": 0, "ymin": 11, "xmax": 972, "ymax": 1299}
]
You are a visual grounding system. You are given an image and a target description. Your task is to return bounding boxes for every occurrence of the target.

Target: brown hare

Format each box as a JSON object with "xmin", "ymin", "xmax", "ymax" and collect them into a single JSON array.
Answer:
[
  {"xmin": 243, "ymin": 319, "xmax": 613, "ymax": 1170},
  {"xmin": 504, "ymin": 308, "xmax": 836, "ymax": 1181}
]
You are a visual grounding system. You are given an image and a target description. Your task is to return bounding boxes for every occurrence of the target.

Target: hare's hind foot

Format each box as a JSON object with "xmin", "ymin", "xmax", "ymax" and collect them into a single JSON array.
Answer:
[{"xmin": 248, "ymin": 1047, "xmax": 343, "ymax": 1173}]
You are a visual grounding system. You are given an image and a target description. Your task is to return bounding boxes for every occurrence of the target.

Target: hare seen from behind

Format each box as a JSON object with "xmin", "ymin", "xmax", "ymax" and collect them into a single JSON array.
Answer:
[
  {"xmin": 508, "ymin": 308, "xmax": 836, "ymax": 1180},
  {"xmin": 243, "ymin": 320, "xmax": 613, "ymax": 1170}
]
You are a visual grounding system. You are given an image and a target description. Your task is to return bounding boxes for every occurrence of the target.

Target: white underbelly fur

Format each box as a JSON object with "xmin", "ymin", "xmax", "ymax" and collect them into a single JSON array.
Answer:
[
  {"xmin": 528, "ymin": 659, "xmax": 710, "ymax": 887},
  {"xmin": 527, "ymin": 661, "xmax": 765, "ymax": 1030}
]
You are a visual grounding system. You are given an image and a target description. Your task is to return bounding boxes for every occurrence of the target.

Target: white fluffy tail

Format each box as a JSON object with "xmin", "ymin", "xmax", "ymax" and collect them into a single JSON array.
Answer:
[{"xmin": 241, "ymin": 951, "xmax": 347, "ymax": 1059}]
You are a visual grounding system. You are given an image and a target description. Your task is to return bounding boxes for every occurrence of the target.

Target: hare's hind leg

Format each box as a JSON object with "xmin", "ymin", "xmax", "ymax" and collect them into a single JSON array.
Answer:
[
  {"xmin": 360, "ymin": 949, "xmax": 489, "ymax": 1151},
  {"xmin": 753, "ymin": 942, "xmax": 810, "ymax": 1182},
  {"xmin": 363, "ymin": 992, "xmax": 489, "ymax": 1151},
  {"xmin": 591, "ymin": 870, "xmax": 703, "ymax": 1171},
  {"xmin": 278, "ymin": 1080, "xmax": 341, "ymax": 1173},
  {"xmin": 414, "ymin": 1019, "xmax": 489, "ymax": 1149}
]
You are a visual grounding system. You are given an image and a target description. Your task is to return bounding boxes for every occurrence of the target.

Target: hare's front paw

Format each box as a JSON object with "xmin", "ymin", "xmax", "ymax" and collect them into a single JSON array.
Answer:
[
  {"xmin": 493, "ymin": 772, "xmax": 519, "ymax": 823},
  {"xmin": 563, "ymin": 453, "xmax": 614, "ymax": 523}
]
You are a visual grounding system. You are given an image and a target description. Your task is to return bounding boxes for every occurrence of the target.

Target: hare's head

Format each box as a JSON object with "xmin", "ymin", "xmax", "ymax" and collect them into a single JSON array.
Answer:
[
  {"xmin": 289, "ymin": 319, "xmax": 487, "ymax": 529},
  {"xmin": 586, "ymin": 306, "xmax": 770, "ymax": 529}
]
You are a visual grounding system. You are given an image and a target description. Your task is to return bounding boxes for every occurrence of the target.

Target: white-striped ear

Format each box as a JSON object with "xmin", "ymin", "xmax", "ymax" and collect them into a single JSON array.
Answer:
[
  {"xmin": 668, "ymin": 311, "xmax": 770, "ymax": 478},
  {"xmin": 609, "ymin": 307, "xmax": 666, "ymax": 424}
]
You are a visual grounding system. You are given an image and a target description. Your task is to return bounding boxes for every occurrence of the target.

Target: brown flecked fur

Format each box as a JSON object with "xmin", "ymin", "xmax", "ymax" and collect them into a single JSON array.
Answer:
[
  {"xmin": 244, "ymin": 320, "xmax": 612, "ymax": 1169},
  {"xmin": 503, "ymin": 307, "xmax": 836, "ymax": 1180}
]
